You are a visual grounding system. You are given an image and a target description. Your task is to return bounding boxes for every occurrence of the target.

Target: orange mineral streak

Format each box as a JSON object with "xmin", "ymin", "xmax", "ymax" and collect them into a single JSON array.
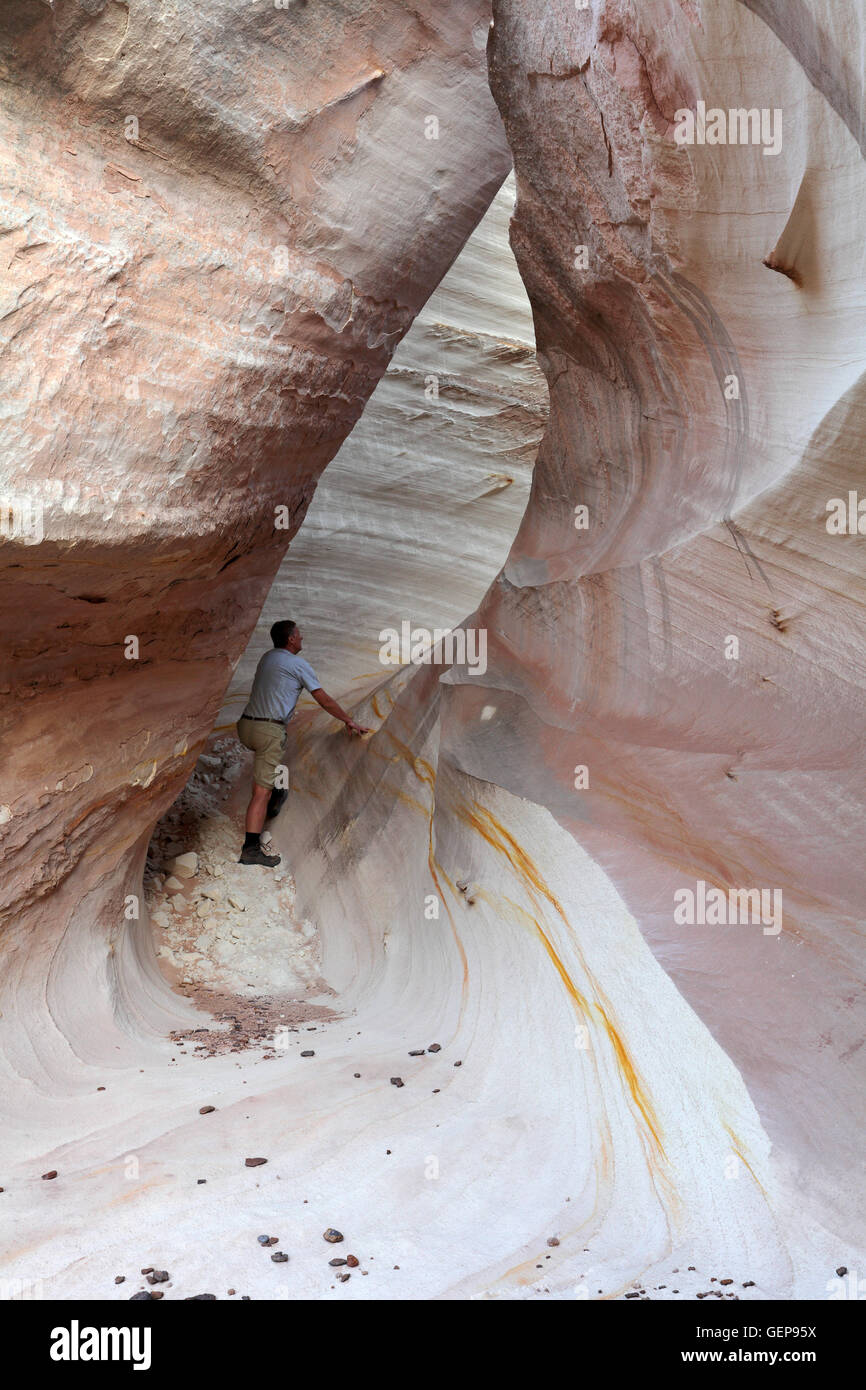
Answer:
[
  {"xmin": 723, "ymin": 1124, "xmax": 767, "ymax": 1197},
  {"xmin": 458, "ymin": 799, "xmax": 666, "ymax": 1161}
]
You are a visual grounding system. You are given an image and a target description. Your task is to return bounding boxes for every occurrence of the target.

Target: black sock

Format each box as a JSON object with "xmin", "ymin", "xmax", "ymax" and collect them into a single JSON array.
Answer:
[{"xmin": 244, "ymin": 832, "xmax": 260, "ymax": 850}]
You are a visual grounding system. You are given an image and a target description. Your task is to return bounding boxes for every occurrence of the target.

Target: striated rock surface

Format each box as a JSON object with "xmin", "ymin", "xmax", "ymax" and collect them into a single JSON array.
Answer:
[
  {"xmin": 1, "ymin": 0, "xmax": 863, "ymax": 1302},
  {"xmin": 223, "ymin": 173, "xmax": 546, "ymax": 712}
]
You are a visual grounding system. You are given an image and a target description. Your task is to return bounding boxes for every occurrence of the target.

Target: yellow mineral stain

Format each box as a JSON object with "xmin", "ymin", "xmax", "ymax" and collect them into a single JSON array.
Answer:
[
  {"xmin": 457, "ymin": 799, "xmax": 665, "ymax": 1161},
  {"xmin": 723, "ymin": 1124, "xmax": 767, "ymax": 1196}
]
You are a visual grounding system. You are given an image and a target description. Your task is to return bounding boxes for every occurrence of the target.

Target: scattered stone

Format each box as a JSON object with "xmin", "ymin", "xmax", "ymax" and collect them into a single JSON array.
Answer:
[
  {"xmin": 337, "ymin": 1273, "xmax": 350, "ymax": 1282},
  {"xmin": 97, "ymin": 1086, "xmax": 105, "ymax": 1092},
  {"xmin": 743, "ymin": 1280, "xmax": 755, "ymax": 1288},
  {"xmin": 227, "ymin": 893, "xmax": 246, "ymax": 911},
  {"xmin": 390, "ymin": 1077, "xmax": 404, "ymax": 1087},
  {"xmin": 245, "ymin": 1157, "xmax": 267, "ymax": 1167},
  {"xmin": 170, "ymin": 852, "xmax": 198, "ymax": 879},
  {"xmin": 408, "ymin": 1049, "xmax": 425, "ymax": 1056},
  {"xmin": 719, "ymin": 1278, "xmax": 733, "ymax": 1286},
  {"xmin": 428, "ymin": 1044, "xmax": 441, "ymax": 1052},
  {"xmin": 547, "ymin": 1237, "xmax": 560, "ymax": 1247},
  {"xmin": 354, "ymin": 1073, "xmax": 361, "ymax": 1078},
  {"xmin": 141, "ymin": 1267, "xmax": 153, "ymax": 1275},
  {"xmin": 197, "ymin": 1179, "xmax": 206, "ymax": 1185},
  {"xmin": 130, "ymin": 1291, "xmax": 153, "ymax": 1301},
  {"xmin": 271, "ymin": 1252, "xmax": 288, "ymax": 1263},
  {"xmin": 227, "ymin": 1289, "xmax": 235, "ymax": 1296},
  {"xmin": 323, "ymin": 1229, "xmax": 343, "ymax": 1244},
  {"xmin": 836, "ymin": 1266, "xmax": 848, "ymax": 1277},
  {"xmin": 147, "ymin": 1270, "xmax": 169, "ymax": 1284},
  {"xmin": 163, "ymin": 876, "xmax": 185, "ymax": 894},
  {"xmin": 42, "ymin": 1170, "xmax": 58, "ymax": 1180},
  {"xmin": 625, "ymin": 1291, "xmax": 640, "ymax": 1299},
  {"xmin": 186, "ymin": 1294, "xmax": 217, "ymax": 1300},
  {"xmin": 199, "ymin": 1105, "xmax": 215, "ymax": 1114},
  {"xmin": 257, "ymin": 1235, "xmax": 271, "ymax": 1246},
  {"xmin": 329, "ymin": 1258, "xmax": 347, "ymax": 1267},
  {"xmin": 300, "ymin": 1050, "xmax": 315, "ymax": 1057},
  {"xmin": 114, "ymin": 1276, "xmax": 125, "ymax": 1285},
  {"xmin": 453, "ymin": 1060, "xmax": 462, "ymax": 1067},
  {"xmin": 151, "ymin": 1291, "xmax": 164, "ymax": 1300},
  {"xmin": 346, "ymin": 1255, "xmax": 359, "ymax": 1268}
]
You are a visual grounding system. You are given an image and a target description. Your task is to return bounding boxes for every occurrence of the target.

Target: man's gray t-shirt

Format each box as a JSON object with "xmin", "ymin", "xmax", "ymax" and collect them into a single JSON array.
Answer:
[{"xmin": 242, "ymin": 649, "xmax": 322, "ymax": 722}]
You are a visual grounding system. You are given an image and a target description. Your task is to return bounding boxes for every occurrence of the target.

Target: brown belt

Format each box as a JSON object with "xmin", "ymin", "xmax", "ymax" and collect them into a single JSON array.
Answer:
[{"xmin": 241, "ymin": 715, "xmax": 283, "ymax": 724}]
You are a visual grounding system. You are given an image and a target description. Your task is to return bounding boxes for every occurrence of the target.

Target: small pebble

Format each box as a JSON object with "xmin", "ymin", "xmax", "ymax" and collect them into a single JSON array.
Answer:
[
  {"xmin": 141, "ymin": 1267, "xmax": 153, "ymax": 1275},
  {"xmin": 337, "ymin": 1273, "xmax": 350, "ymax": 1282},
  {"xmin": 836, "ymin": 1266, "xmax": 848, "ymax": 1277},
  {"xmin": 151, "ymin": 1291, "xmax": 164, "ymax": 1300},
  {"xmin": 720, "ymin": 1278, "xmax": 733, "ymax": 1286},
  {"xmin": 114, "ymin": 1276, "xmax": 125, "ymax": 1285},
  {"xmin": 97, "ymin": 1087, "xmax": 105, "ymax": 1092},
  {"xmin": 300, "ymin": 1051, "xmax": 315, "ymax": 1057},
  {"xmin": 42, "ymin": 1171, "xmax": 58, "ymax": 1180},
  {"xmin": 130, "ymin": 1291, "xmax": 153, "ymax": 1301},
  {"xmin": 408, "ymin": 1050, "xmax": 425, "ymax": 1056},
  {"xmin": 346, "ymin": 1255, "xmax": 359, "ymax": 1268},
  {"xmin": 227, "ymin": 1289, "xmax": 235, "ymax": 1296},
  {"xmin": 323, "ymin": 1229, "xmax": 343, "ymax": 1244},
  {"xmin": 271, "ymin": 1252, "xmax": 288, "ymax": 1263},
  {"xmin": 199, "ymin": 1106, "xmax": 215, "ymax": 1114},
  {"xmin": 257, "ymin": 1235, "xmax": 271, "ymax": 1246},
  {"xmin": 354, "ymin": 1073, "xmax": 361, "ymax": 1078},
  {"xmin": 547, "ymin": 1237, "xmax": 560, "ymax": 1247},
  {"xmin": 329, "ymin": 1258, "xmax": 347, "ymax": 1267},
  {"xmin": 245, "ymin": 1157, "xmax": 267, "ymax": 1167},
  {"xmin": 147, "ymin": 1270, "xmax": 169, "ymax": 1284},
  {"xmin": 390, "ymin": 1077, "xmax": 404, "ymax": 1087},
  {"xmin": 428, "ymin": 1044, "xmax": 441, "ymax": 1052}
]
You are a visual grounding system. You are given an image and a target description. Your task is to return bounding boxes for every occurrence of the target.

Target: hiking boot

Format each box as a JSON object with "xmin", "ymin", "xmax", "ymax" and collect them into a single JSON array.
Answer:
[
  {"xmin": 266, "ymin": 787, "xmax": 288, "ymax": 821},
  {"xmin": 238, "ymin": 845, "xmax": 281, "ymax": 867}
]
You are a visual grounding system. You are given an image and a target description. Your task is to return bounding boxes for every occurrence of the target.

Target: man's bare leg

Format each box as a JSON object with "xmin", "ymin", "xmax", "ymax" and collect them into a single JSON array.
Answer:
[{"xmin": 246, "ymin": 783, "xmax": 270, "ymax": 834}]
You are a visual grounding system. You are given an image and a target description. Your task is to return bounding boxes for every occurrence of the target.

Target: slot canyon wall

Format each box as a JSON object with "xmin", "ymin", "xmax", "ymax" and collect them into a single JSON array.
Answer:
[
  {"xmin": 0, "ymin": 0, "xmax": 508, "ymax": 1044},
  {"xmin": 0, "ymin": 0, "xmax": 863, "ymax": 1300}
]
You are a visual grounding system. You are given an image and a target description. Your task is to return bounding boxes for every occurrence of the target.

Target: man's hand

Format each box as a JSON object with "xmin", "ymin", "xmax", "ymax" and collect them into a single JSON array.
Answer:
[{"xmin": 312, "ymin": 688, "xmax": 370, "ymax": 735}]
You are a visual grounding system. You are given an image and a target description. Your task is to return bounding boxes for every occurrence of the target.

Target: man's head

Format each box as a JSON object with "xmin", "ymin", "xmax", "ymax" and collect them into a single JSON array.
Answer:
[{"xmin": 270, "ymin": 619, "xmax": 302, "ymax": 653}]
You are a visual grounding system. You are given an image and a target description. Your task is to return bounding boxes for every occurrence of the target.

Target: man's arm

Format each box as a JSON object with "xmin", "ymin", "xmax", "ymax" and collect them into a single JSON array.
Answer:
[{"xmin": 311, "ymin": 688, "xmax": 371, "ymax": 736}]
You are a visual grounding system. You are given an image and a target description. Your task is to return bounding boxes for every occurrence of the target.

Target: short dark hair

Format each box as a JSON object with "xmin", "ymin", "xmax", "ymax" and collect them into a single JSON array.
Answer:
[{"xmin": 270, "ymin": 619, "xmax": 297, "ymax": 648}]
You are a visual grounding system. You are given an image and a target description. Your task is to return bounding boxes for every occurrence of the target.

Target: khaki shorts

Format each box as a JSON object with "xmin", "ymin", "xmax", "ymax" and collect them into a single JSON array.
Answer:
[{"xmin": 237, "ymin": 717, "xmax": 287, "ymax": 790}]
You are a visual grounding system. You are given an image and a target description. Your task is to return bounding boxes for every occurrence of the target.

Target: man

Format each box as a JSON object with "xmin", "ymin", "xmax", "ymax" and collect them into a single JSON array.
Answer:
[{"xmin": 236, "ymin": 619, "xmax": 370, "ymax": 866}]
